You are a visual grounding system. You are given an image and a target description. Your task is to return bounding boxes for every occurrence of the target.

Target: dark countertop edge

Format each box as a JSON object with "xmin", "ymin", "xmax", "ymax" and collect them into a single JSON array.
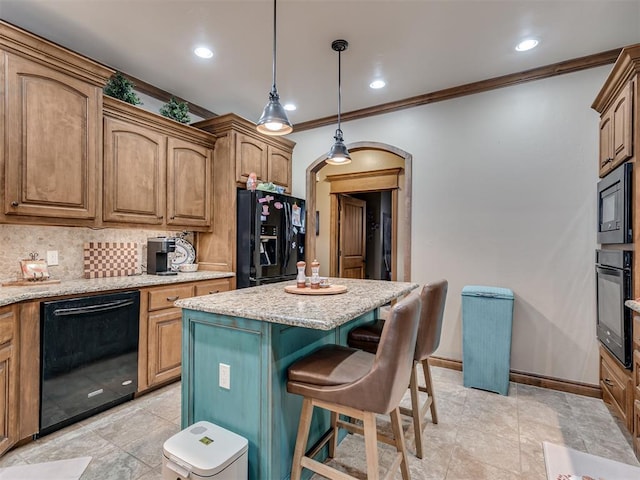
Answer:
[
  {"xmin": 0, "ymin": 271, "xmax": 235, "ymax": 307},
  {"xmin": 178, "ymin": 282, "xmax": 418, "ymax": 331}
]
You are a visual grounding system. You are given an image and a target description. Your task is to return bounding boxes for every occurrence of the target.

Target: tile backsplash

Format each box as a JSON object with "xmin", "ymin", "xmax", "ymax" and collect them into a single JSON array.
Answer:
[{"xmin": 0, "ymin": 224, "xmax": 195, "ymax": 283}]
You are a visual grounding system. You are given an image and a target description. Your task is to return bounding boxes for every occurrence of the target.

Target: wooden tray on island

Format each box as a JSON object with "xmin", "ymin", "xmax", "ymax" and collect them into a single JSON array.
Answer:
[{"xmin": 284, "ymin": 284, "xmax": 347, "ymax": 295}]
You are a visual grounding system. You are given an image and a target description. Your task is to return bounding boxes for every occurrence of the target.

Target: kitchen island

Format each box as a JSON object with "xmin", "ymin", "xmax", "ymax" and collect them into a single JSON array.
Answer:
[{"xmin": 175, "ymin": 278, "xmax": 418, "ymax": 480}]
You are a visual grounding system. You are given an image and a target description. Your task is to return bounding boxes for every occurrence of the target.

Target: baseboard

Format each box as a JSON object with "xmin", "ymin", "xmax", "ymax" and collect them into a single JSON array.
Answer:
[{"xmin": 429, "ymin": 356, "xmax": 602, "ymax": 399}]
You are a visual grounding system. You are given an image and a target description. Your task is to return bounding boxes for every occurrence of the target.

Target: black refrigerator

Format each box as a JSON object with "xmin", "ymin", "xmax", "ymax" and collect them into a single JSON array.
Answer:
[{"xmin": 237, "ymin": 189, "xmax": 306, "ymax": 288}]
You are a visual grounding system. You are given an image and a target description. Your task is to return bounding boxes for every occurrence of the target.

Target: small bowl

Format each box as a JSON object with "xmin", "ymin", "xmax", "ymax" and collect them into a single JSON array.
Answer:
[{"xmin": 179, "ymin": 264, "xmax": 198, "ymax": 273}]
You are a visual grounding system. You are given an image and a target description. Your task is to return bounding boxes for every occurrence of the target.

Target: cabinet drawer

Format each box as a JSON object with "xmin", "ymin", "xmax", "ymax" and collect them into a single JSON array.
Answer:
[
  {"xmin": 0, "ymin": 308, "xmax": 14, "ymax": 345},
  {"xmin": 635, "ymin": 400, "xmax": 640, "ymax": 456},
  {"xmin": 147, "ymin": 284, "xmax": 195, "ymax": 311},
  {"xmin": 634, "ymin": 315, "xmax": 640, "ymax": 348},
  {"xmin": 600, "ymin": 348, "xmax": 632, "ymax": 428},
  {"xmin": 634, "ymin": 350, "xmax": 640, "ymax": 391},
  {"xmin": 195, "ymin": 279, "xmax": 231, "ymax": 297}
]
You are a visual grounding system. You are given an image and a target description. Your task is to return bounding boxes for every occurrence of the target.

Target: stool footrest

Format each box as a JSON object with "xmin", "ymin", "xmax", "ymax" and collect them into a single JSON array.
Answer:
[{"xmin": 337, "ymin": 418, "xmax": 396, "ymax": 447}]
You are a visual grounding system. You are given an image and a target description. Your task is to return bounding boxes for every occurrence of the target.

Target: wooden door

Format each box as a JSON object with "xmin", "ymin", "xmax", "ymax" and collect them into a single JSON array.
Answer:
[
  {"xmin": 103, "ymin": 117, "xmax": 166, "ymax": 225},
  {"xmin": 0, "ymin": 307, "xmax": 17, "ymax": 455},
  {"xmin": 267, "ymin": 145, "xmax": 292, "ymax": 193},
  {"xmin": 338, "ymin": 195, "xmax": 367, "ymax": 279},
  {"xmin": 599, "ymin": 112, "xmax": 613, "ymax": 177},
  {"xmin": 147, "ymin": 308, "xmax": 182, "ymax": 386},
  {"xmin": 612, "ymin": 82, "xmax": 633, "ymax": 167},
  {"xmin": 166, "ymin": 137, "xmax": 212, "ymax": 229},
  {"xmin": 4, "ymin": 53, "xmax": 100, "ymax": 220},
  {"xmin": 235, "ymin": 133, "xmax": 268, "ymax": 185}
]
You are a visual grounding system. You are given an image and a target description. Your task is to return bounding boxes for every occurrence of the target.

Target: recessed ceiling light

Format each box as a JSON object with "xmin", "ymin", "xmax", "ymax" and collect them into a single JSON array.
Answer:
[
  {"xmin": 194, "ymin": 47, "xmax": 213, "ymax": 59},
  {"xmin": 283, "ymin": 103, "xmax": 297, "ymax": 111},
  {"xmin": 515, "ymin": 39, "xmax": 539, "ymax": 52},
  {"xmin": 370, "ymin": 79, "xmax": 386, "ymax": 89}
]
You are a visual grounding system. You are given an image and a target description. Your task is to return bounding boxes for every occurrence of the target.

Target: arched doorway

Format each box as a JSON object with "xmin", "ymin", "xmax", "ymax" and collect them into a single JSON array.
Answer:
[{"xmin": 305, "ymin": 142, "xmax": 413, "ymax": 282}]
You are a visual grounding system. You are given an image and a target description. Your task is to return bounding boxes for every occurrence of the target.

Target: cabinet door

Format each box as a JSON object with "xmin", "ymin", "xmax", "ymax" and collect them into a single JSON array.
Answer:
[
  {"xmin": 147, "ymin": 307, "xmax": 183, "ymax": 386},
  {"xmin": 0, "ymin": 307, "xmax": 17, "ymax": 456},
  {"xmin": 4, "ymin": 53, "xmax": 99, "ymax": 219},
  {"xmin": 103, "ymin": 117, "xmax": 166, "ymax": 225},
  {"xmin": 235, "ymin": 133, "xmax": 268, "ymax": 185},
  {"xmin": 167, "ymin": 137, "xmax": 212, "ymax": 229},
  {"xmin": 268, "ymin": 145, "xmax": 292, "ymax": 193},
  {"xmin": 599, "ymin": 112, "xmax": 613, "ymax": 177},
  {"xmin": 612, "ymin": 82, "xmax": 633, "ymax": 168}
]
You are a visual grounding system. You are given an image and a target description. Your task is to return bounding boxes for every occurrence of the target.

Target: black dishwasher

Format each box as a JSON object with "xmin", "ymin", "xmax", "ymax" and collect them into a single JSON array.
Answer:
[{"xmin": 40, "ymin": 290, "xmax": 140, "ymax": 436}]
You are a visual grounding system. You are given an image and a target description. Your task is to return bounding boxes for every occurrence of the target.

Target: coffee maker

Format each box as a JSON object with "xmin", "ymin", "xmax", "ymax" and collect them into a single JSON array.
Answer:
[{"xmin": 147, "ymin": 237, "xmax": 177, "ymax": 275}]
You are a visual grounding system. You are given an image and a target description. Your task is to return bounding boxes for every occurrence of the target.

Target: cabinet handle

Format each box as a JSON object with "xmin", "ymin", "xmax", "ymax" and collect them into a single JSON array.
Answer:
[
  {"xmin": 10, "ymin": 201, "xmax": 18, "ymax": 207},
  {"xmin": 209, "ymin": 290, "xmax": 220, "ymax": 294},
  {"xmin": 170, "ymin": 216, "xmax": 175, "ymax": 220},
  {"xmin": 158, "ymin": 215, "xmax": 164, "ymax": 220},
  {"xmin": 166, "ymin": 296, "xmax": 179, "ymax": 301},
  {"xmin": 603, "ymin": 378, "xmax": 614, "ymax": 387}
]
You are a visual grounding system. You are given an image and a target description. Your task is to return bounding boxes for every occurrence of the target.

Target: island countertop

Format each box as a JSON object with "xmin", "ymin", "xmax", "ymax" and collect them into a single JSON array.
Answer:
[{"xmin": 175, "ymin": 278, "xmax": 419, "ymax": 330}]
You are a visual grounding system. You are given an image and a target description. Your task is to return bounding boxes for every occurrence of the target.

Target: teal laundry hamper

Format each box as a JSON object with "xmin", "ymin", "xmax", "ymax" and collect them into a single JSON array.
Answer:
[{"xmin": 462, "ymin": 285, "xmax": 514, "ymax": 395}]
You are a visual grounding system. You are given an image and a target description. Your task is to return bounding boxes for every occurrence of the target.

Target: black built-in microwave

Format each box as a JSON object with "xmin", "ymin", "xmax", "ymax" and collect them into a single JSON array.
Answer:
[{"xmin": 597, "ymin": 162, "xmax": 632, "ymax": 244}]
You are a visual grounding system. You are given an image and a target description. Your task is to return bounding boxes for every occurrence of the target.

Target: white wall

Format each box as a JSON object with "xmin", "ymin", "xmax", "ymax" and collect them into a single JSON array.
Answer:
[{"xmin": 290, "ymin": 66, "xmax": 609, "ymax": 385}]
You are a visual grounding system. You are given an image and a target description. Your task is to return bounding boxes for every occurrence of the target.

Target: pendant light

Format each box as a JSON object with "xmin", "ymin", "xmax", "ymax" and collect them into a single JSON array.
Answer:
[
  {"xmin": 326, "ymin": 39, "xmax": 351, "ymax": 165},
  {"xmin": 256, "ymin": 0, "xmax": 292, "ymax": 136}
]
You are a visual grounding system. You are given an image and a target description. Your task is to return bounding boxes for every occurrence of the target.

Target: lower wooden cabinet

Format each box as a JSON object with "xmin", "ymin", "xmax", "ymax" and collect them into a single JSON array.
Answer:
[
  {"xmin": 139, "ymin": 278, "xmax": 232, "ymax": 391},
  {"xmin": 634, "ymin": 399, "xmax": 640, "ymax": 456},
  {"xmin": 0, "ymin": 306, "xmax": 18, "ymax": 456},
  {"xmin": 600, "ymin": 345, "xmax": 633, "ymax": 431}
]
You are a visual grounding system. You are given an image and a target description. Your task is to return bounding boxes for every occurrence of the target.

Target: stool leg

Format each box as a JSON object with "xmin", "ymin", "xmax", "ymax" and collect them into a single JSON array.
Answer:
[
  {"xmin": 362, "ymin": 411, "xmax": 380, "ymax": 480},
  {"xmin": 409, "ymin": 362, "xmax": 425, "ymax": 459},
  {"xmin": 329, "ymin": 411, "xmax": 338, "ymax": 458},
  {"xmin": 291, "ymin": 398, "xmax": 314, "ymax": 480},
  {"xmin": 390, "ymin": 407, "xmax": 410, "ymax": 480},
  {"xmin": 422, "ymin": 358, "xmax": 438, "ymax": 424}
]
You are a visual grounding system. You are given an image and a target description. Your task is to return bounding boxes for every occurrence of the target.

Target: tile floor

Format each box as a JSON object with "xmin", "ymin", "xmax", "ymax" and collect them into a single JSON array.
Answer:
[{"xmin": 0, "ymin": 366, "xmax": 638, "ymax": 479}]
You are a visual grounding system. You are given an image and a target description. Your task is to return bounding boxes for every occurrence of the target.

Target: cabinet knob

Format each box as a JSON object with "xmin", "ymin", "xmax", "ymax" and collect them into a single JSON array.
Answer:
[
  {"xmin": 166, "ymin": 296, "xmax": 179, "ymax": 301},
  {"xmin": 10, "ymin": 201, "xmax": 18, "ymax": 207},
  {"xmin": 603, "ymin": 378, "xmax": 614, "ymax": 387},
  {"xmin": 158, "ymin": 215, "xmax": 164, "ymax": 220},
  {"xmin": 209, "ymin": 290, "xmax": 220, "ymax": 294},
  {"xmin": 170, "ymin": 216, "xmax": 175, "ymax": 220}
]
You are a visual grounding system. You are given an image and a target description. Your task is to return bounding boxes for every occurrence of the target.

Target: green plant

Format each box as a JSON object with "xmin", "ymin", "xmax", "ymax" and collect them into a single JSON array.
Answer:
[
  {"xmin": 103, "ymin": 72, "xmax": 142, "ymax": 105},
  {"xmin": 160, "ymin": 96, "xmax": 191, "ymax": 124}
]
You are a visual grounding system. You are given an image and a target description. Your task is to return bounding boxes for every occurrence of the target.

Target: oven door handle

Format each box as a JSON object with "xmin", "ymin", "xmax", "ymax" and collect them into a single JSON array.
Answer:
[
  {"xmin": 53, "ymin": 299, "xmax": 136, "ymax": 316},
  {"xmin": 596, "ymin": 265, "xmax": 624, "ymax": 276}
]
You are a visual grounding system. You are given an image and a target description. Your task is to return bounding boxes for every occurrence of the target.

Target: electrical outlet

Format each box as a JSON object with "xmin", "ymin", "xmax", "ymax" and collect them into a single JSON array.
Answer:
[
  {"xmin": 46, "ymin": 250, "xmax": 59, "ymax": 266},
  {"xmin": 219, "ymin": 363, "xmax": 230, "ymax": 390}
]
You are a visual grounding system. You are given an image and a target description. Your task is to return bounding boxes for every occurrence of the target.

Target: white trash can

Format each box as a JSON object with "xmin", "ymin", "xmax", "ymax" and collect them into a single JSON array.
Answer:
[{"xmin": 162, "ymin": 421, "xmax": 248, "ymax": 479}]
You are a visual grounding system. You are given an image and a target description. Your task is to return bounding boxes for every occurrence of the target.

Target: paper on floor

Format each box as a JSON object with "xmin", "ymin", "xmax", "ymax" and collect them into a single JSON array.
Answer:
[{"xmin": 0, "ymin": 457, "xmax": 91, "ymax": 480}]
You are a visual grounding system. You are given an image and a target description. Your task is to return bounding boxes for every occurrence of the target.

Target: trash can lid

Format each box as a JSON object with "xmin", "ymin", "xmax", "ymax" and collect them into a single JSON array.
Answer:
[
  {"xmin": 462, "ymin": 285, "xmax": 514, "ymax": 300},
  {"xmin": 163, "ymin": 420, "xmax": 248, "ymax": 477}
]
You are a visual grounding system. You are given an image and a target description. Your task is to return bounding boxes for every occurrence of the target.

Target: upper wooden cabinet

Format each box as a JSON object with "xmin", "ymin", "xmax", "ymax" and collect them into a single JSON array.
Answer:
[
  {"xmin": 192, "ymin": 114, "xmax": 295, "ymax": 273},
  {"xmin": 0, "ymin": 21, "xmax": 113, "ymax": 225},
  {"xmin": 194, "ymin": 114, "xmax": 295, "ymax": 192},
  {"xmin": 103, "ymin": 97, "xmax": 215, "ymax": 231},
  {"xmin": 592, "ymin": 45, "xmax": 639, "ymax": 178}
]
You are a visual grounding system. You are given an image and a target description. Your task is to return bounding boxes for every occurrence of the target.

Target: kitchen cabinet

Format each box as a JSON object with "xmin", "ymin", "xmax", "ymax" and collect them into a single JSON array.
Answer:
[
  {"xmin": 0, "ymin": 21, "xmax": 113, "ymax": 226},
  {"xmin": 103, "ymin": 98, "xmax": 214, "ymax": 231},
  {"xmin": 138, "ymin": 278, "xmax": 231, "ymax": 391},
  {"xmin": 600, "ymin": 345, "xmax": 633, "ymax": 431},
  {"xmin": 192, "ymin": 113, "xmax": 295, "ymax": 274},
  {"xmin": 597, "ymin": 82, "xmax": 634, "ymax": 177},
  {"xmin": 0, "ymin": 306, "xmax": 18, "ymax": 456}
]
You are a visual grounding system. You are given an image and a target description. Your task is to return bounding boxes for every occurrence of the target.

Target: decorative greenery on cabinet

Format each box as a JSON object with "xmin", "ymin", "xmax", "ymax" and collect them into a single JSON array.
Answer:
[
  {"xmin": 160, "ymin": 96, "xmax": 191, "ymax": 124},
  {"xmin": 104, "ymin": 72, "xmax": 142, "ymax": 105}
]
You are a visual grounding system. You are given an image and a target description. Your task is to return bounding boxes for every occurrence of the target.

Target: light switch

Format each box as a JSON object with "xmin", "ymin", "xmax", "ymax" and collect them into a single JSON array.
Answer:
[
  {"xmin": 46, "ymin": 250, "xmax": 59, "ymax": 266},
  {"xmin": 219, "ymin": 363, "xmax": 230, "ymax": 390}
]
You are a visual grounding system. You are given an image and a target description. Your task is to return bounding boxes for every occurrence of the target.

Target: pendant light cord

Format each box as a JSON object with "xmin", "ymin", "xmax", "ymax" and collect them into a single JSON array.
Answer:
[
  {"xmin": 271, "ymin": 0, "xmax": 277, "ymax": 93},
  {"xmin": 337, "ymin": 47, "xmax": 342, "ymax": 136}
]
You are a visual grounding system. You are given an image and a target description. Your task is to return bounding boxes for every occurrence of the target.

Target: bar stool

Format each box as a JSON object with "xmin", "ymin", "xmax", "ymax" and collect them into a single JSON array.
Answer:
[
  {"xmin": 287, "ymin": 292, "xmax": 422, "ymax": 480},
  {"xmin": 347, "ymin": 279, "xmax": 448, "ymax": 459}
]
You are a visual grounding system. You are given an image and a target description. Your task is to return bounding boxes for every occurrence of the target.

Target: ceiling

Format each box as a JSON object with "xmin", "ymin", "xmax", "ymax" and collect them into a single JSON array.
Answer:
[{"xmin": 1, "ymin": 0, "xmax": 639, "ymax": 126}]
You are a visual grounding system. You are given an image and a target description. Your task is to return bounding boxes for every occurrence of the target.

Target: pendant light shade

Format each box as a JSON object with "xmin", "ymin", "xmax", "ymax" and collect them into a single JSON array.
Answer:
[
  {"xmin": 326, "ymin": 39, "xmax": 351, "ymax": 165},
  {"xmin": 256, "ymin": 0, "xmax": 292, "ymax": 136}
]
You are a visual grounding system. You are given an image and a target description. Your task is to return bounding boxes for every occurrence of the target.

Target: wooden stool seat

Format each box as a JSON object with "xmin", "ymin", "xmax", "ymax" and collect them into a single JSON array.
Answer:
[{"xmin": 287, "ymin": 292, "xmax": 422, "ymax": 480}]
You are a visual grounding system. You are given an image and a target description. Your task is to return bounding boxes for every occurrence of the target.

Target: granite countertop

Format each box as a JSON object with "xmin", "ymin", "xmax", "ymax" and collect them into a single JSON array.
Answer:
[
  {"xmin": 0, "ymin": 271, "xmax": 235, "ymax": 307},
  {"xmin": 625, "ymin": 299, "xmax": 640, "ymax": 313},
  {"xmin": 175, "ymin": 278, "xmax": 419, "ymax": 330}
]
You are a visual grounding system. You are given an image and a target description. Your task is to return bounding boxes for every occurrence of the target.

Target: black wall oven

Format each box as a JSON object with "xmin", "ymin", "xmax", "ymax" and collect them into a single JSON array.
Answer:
[{"xmin": 596, "ymin": 249, "xmax": 632, "ymax": 368}]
